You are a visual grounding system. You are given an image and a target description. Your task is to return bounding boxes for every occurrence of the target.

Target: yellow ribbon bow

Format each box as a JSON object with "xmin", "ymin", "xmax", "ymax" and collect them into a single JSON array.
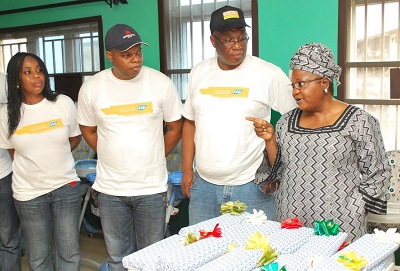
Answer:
[
  {"xmin": 337, "ymin": 251, "xmax": 368, "ymax": 271},
  {"xmin": 246, "ymin": 232, "xmax": 279, "ymax": 266}
]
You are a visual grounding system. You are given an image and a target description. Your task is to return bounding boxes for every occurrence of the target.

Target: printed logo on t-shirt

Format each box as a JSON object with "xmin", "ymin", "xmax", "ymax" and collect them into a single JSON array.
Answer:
[
  {"xmin": 100, "ymin": 102, "xmax": 153, "ymax": 116},
  {"xmin": 15, "ymin": 118, "xmax": 64, "ymax": 135},
  {"xmin": 200, "ymin": 87, "xmax": 249, "ymax": 98}
]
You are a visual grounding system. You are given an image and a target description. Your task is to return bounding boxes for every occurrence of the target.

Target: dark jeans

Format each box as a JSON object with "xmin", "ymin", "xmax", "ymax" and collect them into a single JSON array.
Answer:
[
  {"xmin": 15, "ymin": 182, "xmax": 81, "ymax": 271},
  {"xmin": 0, "ymin": 172, "xmax": 21, "ymax": 271}
]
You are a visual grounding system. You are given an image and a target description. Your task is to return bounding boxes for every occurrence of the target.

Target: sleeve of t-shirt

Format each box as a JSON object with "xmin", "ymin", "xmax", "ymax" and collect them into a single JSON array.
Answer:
[
  {"xmin": 64, "ymin": 96, "xmax": 81, "ymax": 137},
  {"xmin": 76, "ymin": 81, "xmax": 96, "ymax": 127},
  {"xmin": 163, "ymin": 78, "xmax": 182, "ymax": 122},
  {"xmin": 0, "ymin": 106, "xmax": 12, "ymax": 149},
  {"xmin": 181, "ymin": 69, "xmax": 195, "ymax": 121},
  {"xmin": 268, "ymin": 68, "xmax": 297, "ymax": 115}
]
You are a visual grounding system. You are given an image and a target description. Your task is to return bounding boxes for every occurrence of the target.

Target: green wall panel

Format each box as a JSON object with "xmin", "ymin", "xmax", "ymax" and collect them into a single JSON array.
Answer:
[
  {"xmin": 0, "ymin": 0, "xmax": 339, "ymax": 121},
  {"xmin": 0, "ymin": 0, "xmax": 160, "ymax": 70},
  {"xmin": 258, "ymin": 0, "xmax": 339, "ymax": 125}
]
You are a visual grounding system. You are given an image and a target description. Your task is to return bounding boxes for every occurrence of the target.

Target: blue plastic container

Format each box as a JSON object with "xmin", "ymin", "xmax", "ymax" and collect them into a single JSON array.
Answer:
[
  {"xmin": 86, "ymin": 172, "xmax": 96, "ymax": 184},
  {"xmin": 75, "ymin": 159, "xmax": 97, "ymax": 178},
  {"xmin": 168, "ymin": 171, "xmax": 185, "ymax": 201},
  {"xmin": 168, "ymin": 171, "xmax": 183, "ymax": 185}
]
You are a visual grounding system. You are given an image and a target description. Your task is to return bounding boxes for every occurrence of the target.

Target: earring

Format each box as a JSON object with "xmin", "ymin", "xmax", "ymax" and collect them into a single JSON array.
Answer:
[
  {"xmin": 324, "ymin": 88, "xmax": 328, "ymax": 94},
  {"xmin": 16, "ymin": 84, "xmax": 19, "ymax": 89}
]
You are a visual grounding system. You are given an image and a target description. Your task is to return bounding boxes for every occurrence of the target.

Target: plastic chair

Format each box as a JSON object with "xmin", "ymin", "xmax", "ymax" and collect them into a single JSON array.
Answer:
[
  {"xmin": 165, "ymin": 171, "xmax": 187, "ymax": 235},
  {"xmin": 74, "ymin": 162, "xmax": 108, "ymax": 270},
  {"xmin": 368, "ymin": 150, "xmax": 400, "ymax": 268}
]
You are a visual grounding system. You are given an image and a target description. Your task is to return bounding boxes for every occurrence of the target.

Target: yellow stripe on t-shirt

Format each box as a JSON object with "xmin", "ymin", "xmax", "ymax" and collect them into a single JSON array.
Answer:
[
  {"xmin": 200, "ymin": 87, "xmax": 249, "ymax": 98},
  {"xmin": 15, "ymin": 118, "xmax": 64, "ymax": 135},
  {"xmin": 100, "ymin": 102, "xmax": 153, "ymax": 116}
]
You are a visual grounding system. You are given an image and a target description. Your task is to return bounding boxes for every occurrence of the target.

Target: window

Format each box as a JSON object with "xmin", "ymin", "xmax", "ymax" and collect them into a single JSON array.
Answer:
[
  {"xmin": 0, "ymin": 16, "xmax": 105, "ymax": 93},
  {"xmin": 339, "ymin": 0, "xmax": 400, "ymax": 151},
  {"xmin": 158, "ymin": 0, "xmax": 258, "ymax": 100}
]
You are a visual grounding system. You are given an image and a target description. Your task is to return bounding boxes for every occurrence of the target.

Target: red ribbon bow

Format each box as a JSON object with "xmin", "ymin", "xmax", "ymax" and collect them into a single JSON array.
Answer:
[
  {"xmin": 281, "ymin": 217, "xmax": 303, "ymax": 229},
  {"xmin": 199, "ymin": 223, "xmax": 222, "ymax": 239},
  {"xmin": 338, "ymin": 241, "xmax": 350, "ymax": 251}
]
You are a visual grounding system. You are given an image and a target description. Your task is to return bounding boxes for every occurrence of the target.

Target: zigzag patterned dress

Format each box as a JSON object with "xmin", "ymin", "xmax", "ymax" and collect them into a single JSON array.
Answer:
[{"xmin": 256, "ymin": 105, "xmax": 391, "ymax": 241}]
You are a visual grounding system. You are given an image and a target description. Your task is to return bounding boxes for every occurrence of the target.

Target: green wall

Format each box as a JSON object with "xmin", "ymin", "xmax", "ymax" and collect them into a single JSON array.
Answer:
[
  {"xmin": 259, "ymin": 0, "xmax": 338, "ymax": 73},
  {"xmin": 0, "ymin": 0, "xmax": 161, "ymax": 70},
  {"xmin": 0, "ymin": 0, "xmax": 339, "ymax": 125},
  {"xmin": 0, "ymin": 0, "xmax": 339, "ymax": 72},
  {"xmin": 258, "ymin": 0, "xmax": 339, "ymax": 124}
]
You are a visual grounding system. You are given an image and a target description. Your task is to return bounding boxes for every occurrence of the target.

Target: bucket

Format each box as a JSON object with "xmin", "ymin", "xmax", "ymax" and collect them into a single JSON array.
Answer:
[{"xmin": 75, "ymin": 159, "xmax": 97, "ymax": 179}]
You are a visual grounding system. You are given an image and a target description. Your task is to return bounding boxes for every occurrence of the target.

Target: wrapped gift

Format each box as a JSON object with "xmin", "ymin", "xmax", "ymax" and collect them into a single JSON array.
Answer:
[
  {"xmin": 222, "ymin": 220, "xmax": 313, "ymax": 255},
  {"xmin": 196, "ymin": 248, "xmax": 264, "ymax": 271},
  {"xmin": 309, "ymin": 252, "xmax": 395, "ymax": 271},
  {"xmin": 331, "ymin": 234, "xmax": 399, "ymax": 271},
  {"xmin": 269, "ymin": 227, "xmax": 314, "ymax": 254},
  {"xmin": 122, "ymin": 234, "xmax": 230, "ymax": 271},
  {"xmin": 293, "ymin": 232, "xmax": 348, "ymax": 258},
  {"xmin": 221, "ymin": 220, "xmax": 282, "ymax": 248},
  {"xmin": 370, "ymin": 254, "xmax": 394, "ymax": 271},
  {"xmin": 309, "ymin": 256, "xmax": 354, "ymax": 271},
  {"xmin": 178, "ymin": 214, "xmax": 244, "ymax": 237}
]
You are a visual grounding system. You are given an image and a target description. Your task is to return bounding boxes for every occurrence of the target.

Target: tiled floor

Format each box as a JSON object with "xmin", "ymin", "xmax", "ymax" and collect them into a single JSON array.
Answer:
[{"xmin": 21, "ymin": 233, "xmax": 108, "ymax": 271}]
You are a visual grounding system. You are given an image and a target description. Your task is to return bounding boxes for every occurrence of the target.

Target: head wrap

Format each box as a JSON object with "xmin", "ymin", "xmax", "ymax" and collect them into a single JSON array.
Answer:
[{"xmin": 290, "ymin": 43, "xmax": 341, "ymax": 85}]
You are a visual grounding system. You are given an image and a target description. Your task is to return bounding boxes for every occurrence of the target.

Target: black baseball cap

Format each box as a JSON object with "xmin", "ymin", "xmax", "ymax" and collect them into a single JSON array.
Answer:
[
  {"xmin": 105, "ymin": 24, "xmax": 149, "ymax": 52},
  {"xmin": 210, "ymin": 5, "xmax": 250, "ymax": 33}
]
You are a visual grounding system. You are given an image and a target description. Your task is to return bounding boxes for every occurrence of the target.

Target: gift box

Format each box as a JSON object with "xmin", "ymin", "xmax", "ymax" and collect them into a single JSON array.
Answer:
[
  {"xmin": 178, "ymin": 214, "xmax": 243, "ymax": 237},
  {"xmin": 370, "ymin": 254, "xmax": 394, "ymax": 271},
  {"xmin": 270, "ymin": 254, "xmax": 344, "ymax": 271},
  {"xmin": 196, "ymin": 248, "xmax": 263, "ymax": 271},
  {"xmin": 221, "ymin": 220, "xmax": 282, "ymax": 248},
  {"xmin": 332, "ymin": 234, "xmax": 398, "ymax": 270},
  {"xmin": 269, "ymin": 227, "xmax": 314, "ymax": 254},
  {"xmin": 122, "ymin": 234, "xmax": 230, "ymax": 271},
  {"xmin": 293, "ymin": 232, "xmax": 348, "ymax": 258}
]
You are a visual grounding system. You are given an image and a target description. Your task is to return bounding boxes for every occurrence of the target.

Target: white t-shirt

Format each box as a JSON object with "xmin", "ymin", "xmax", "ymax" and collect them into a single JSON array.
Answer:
[
  {"xmin": 0, "ymin": 73, "xmax": 12, "ymax": 179},
  {"xmin": 77, "ymin": 67, "xmax": 182, "ymax": 196},
  {"xmin": 182, "ymin": 55, "xmax": 297, "ymax": 185},
  {"xmin": 0, "ymin": 95, "xmax": 81, "ymax": 201}
]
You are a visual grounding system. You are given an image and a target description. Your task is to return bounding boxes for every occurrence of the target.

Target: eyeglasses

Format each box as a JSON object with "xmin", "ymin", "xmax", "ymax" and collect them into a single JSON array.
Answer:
[
  {"xmin": 212, "ymin": 34, "xmax": 249, "ymax": 47},
  {"xmin": 289, "ymin": 78, "xmax": 323, "ymax": 90}
]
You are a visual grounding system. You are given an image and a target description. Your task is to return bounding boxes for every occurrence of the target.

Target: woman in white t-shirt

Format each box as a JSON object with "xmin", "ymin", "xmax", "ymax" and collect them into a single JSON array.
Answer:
[{"xmin": 0, "ymin": 53, "xmax": 82, "ymax": 270}]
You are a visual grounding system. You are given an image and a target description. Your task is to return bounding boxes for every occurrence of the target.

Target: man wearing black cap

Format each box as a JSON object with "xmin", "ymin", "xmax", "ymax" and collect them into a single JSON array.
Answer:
[
  {"xmin": 77, "ymin": 23, "xmax": 182, "ymax": 270},
  {"xmin": 181, "ymin": 5, "xmax": 296, "ymax": 225}
]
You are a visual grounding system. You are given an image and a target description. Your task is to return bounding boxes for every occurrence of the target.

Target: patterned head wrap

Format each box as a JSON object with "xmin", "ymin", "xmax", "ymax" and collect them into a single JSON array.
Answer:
[{"xmin": 290, "ymin": 43, "xmax": 341, "ymax": 85}]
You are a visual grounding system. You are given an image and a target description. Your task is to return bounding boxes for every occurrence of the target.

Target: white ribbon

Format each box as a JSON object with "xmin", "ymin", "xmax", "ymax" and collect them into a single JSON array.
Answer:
[
  {"xmin": 246, "ymin": 209, "xmax": 268, "ymax": 225},
  {"xmin": 372, "ymin": 228, "xmax": 400, "ymax": 244}
]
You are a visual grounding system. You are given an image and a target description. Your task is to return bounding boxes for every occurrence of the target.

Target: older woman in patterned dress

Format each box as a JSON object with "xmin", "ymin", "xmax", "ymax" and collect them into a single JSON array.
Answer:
[{"xmin": 246, "ymin": 42, "xmax": 391, "ymax": 241}]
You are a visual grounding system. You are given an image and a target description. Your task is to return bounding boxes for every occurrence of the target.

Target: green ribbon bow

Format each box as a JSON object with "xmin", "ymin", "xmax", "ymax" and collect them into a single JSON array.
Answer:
[
  {"xmin": 314, "ymin": 219, "xmax": 340, "ymax": 236},
  {"xmin": 260, "ymin": 262, "xmax": 287, "ymax": 271}
]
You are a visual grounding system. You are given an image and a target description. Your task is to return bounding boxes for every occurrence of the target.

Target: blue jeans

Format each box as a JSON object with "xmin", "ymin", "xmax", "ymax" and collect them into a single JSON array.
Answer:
[
  {"xmin": 189, "ymin": 172, "xmax": 276, "ymax": 225},
  {"xmin": 15, "ymin": 182, "xmax": 81, "ymax": 271},
  {"xmin": 0, "ymin": 172, "xmax": 21, "ymax": 271},
  {"xmin": 98, "ymin": 192, "xmax": 167, "ymax": 271}
]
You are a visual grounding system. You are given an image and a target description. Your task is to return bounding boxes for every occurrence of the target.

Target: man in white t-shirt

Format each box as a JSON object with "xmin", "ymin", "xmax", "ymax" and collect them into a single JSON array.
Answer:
[
  {"xmin": 0, "ymin": 72, "xmax": 21, "ymax": 270},
  {"xmin": 181, "ymin": 5, "xmax": 297, "ymax": 225},
  {"xmin": 77, "ymin": 24, "xmax": 182, "ymax": 270}
]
